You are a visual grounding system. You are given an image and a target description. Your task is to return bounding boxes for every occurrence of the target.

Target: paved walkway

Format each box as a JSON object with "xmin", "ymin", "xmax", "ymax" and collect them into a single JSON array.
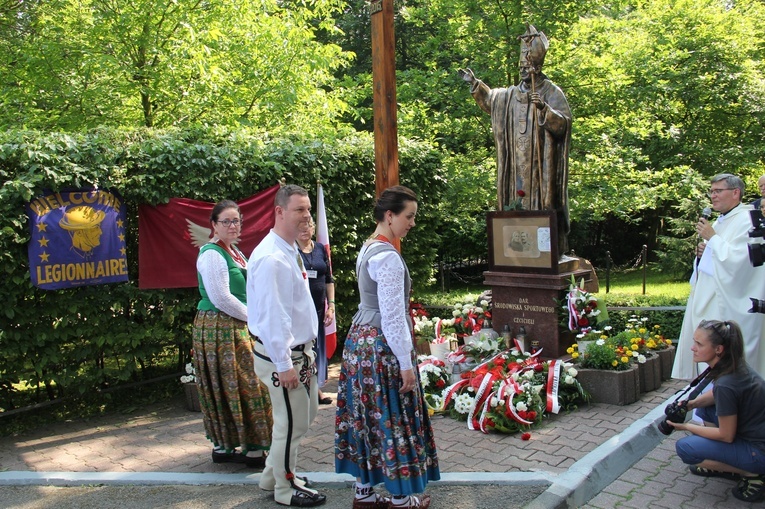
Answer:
[{"xmin": 0, "ymin": 366, "xmax": 759, "ymax": 508}]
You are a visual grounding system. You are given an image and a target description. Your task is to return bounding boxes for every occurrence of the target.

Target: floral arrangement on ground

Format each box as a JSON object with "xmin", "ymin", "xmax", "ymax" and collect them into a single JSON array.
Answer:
[{"xmin": 418, "ymin": 347, "xmax": 589, "ymax": 437}]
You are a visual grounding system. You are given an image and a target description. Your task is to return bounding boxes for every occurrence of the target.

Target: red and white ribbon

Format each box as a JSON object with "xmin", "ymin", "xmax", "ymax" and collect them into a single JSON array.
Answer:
[{"xmin": 546, "ymin": 359, "xmax": 561, "ymax": 414}]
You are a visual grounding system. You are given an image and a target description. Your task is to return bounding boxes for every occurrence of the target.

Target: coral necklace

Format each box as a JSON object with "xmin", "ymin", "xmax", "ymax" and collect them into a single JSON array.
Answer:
[{"xmin": 216, "ymin": 240, "xmax": 246, "ymax": 266}]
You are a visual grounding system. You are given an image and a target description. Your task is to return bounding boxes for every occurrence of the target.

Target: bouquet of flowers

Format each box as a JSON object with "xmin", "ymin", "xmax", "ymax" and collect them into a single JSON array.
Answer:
[
  {"xmin": 563, "ymin": 275, "xmax": 608, "ymax": 333},
  {"xmin": 452, "ymin": 297, "xmax": 492, "ymax": 337},
  {"xmin": 413, "ymin": 314, "xmax": 437, "ymax": 345},
  {"xmin": 439, "ymin": 349, "xmax": 589, "ymax": 435},
  {"xmin": 180, "ymin": 362, "xmax": 197, "ymax": 384}
]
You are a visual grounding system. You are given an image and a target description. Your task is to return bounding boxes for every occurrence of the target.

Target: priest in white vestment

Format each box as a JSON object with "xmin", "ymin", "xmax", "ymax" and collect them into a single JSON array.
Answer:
[{"xmin": 672, "ymin": 174, "xmax": 765, "ymax": 379}]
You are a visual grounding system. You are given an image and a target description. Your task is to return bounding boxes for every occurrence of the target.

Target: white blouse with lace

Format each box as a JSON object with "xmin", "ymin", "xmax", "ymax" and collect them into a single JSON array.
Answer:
[
  {"xmin": 196, "ymin": 242, "xmax": 247, "ymax": 322},
  {"xmin": 365, "ymin": 245, "xmax": 414, "ymax": 371}
]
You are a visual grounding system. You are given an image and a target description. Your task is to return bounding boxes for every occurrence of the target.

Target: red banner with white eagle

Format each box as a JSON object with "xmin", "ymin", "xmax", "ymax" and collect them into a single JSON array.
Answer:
[{"xmin": 137, "ymin": 185, "xmax": 279, "ymax": 289}]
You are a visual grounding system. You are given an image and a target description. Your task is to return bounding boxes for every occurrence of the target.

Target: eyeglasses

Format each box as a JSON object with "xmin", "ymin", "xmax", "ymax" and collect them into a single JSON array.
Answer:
[
  {"xmin": 707, "ymin": 188, "xmax": 735, "ymax": 197},
  {"xmin": 217, "ymin": 219, "xmax": 242, "ymax": 227}
]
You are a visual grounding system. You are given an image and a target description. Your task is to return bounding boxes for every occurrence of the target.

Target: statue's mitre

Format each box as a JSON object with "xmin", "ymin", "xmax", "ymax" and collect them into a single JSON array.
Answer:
[{"xmin": 518, "ymin": 23, "xmax": 549, "ymax": 68}]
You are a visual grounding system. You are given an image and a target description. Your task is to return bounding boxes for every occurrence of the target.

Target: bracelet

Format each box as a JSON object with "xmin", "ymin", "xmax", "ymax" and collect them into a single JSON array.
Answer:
[{"xmin": 328, "ymin": 300, "xmax": 335, "ymax": 303}]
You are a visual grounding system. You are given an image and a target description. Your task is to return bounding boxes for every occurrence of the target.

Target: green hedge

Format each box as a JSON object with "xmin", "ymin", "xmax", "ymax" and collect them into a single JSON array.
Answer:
[{"xmin": 0, "ymin": 127, "xmax": 445, "ymax": 410}]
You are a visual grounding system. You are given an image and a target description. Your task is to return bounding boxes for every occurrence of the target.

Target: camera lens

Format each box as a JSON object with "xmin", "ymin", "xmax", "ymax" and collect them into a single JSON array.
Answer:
[{"xmin": 657, "ymin": 419, "xmax": 674, "ymax": 435}]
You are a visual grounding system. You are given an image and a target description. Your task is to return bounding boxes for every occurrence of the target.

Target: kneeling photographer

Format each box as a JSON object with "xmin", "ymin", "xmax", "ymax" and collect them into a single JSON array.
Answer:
[{"xmin": 665, "ymin": 320, "xmax": 765, "ymax": 503}]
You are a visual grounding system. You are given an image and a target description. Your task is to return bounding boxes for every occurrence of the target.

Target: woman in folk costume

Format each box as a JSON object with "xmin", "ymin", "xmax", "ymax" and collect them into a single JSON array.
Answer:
[
  {"xmin": 335, "ymin": 186, "xmax": 440, "ymax": 508},
  {"xmin": 192, "ymin": 199, "xmax": 272, "ymax": 466}
]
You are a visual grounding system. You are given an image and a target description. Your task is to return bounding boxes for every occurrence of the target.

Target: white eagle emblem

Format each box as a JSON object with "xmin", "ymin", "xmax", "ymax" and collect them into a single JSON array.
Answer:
[{"xmin": 186, "ymin": 219, "xmax": 212, "ymax": 248}]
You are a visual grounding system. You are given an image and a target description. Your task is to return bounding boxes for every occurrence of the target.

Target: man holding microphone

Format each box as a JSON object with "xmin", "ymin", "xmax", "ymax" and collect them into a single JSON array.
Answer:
[{"xmin": 672, "ymin": 174, "xmax": 765, "ymax": 380}]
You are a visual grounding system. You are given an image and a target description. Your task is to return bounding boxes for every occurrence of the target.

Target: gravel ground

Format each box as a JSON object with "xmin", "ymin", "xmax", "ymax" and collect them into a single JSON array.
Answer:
[{"xmin": 0, "ymin": 483, "xmax": 548, "ymax": 509}]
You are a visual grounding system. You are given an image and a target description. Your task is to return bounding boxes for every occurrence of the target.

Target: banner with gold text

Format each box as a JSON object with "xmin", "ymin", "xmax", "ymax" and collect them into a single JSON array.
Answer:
[{"xmin": 27, "ymin": 189, "xmax": 128, "ymax": 290}]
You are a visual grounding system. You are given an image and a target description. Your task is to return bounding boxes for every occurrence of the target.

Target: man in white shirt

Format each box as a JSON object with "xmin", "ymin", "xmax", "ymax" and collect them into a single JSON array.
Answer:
[
  {"xmin": 672, "ymin": 174, "xmax": 765, "ymax": 380},
  {"xmin": 247, "ymin": 184, "xmax": 325, "ymax": 507}
]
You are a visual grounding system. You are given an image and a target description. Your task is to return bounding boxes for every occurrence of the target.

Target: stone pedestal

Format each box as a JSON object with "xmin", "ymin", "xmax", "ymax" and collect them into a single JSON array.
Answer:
[
  {"xmin": 638, "ymin": 354, "xmax": 662, "ymax": 393},
  {"xmin": 484, "ymin": 264, "xmax": 596, "ymax": 359},
  {"xmin": 657, "ymin": 346, "xmax": 676, "ymax": 381},
  {"xmin": 576, "ymin": 365, "xmax": 640, "ymax": 406}
]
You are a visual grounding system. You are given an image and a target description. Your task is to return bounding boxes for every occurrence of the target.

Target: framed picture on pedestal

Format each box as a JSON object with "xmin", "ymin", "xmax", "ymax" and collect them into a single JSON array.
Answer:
[{"xmin": 487, "ymin": 210, "xmax": 558, "ymax": 273}]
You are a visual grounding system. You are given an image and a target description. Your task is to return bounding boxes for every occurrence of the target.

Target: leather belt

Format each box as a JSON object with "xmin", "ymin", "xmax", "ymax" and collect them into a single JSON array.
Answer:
[{"xmin": 254, "ymin": 336, "xmax": 307, "ymax": 352}]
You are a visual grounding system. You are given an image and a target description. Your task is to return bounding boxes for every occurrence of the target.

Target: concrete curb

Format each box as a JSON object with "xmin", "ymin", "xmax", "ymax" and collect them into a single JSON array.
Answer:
[
  {"xmin": 0, "ymin": 470, "xmax": 553, "ymax": 488},
  {"xmin": 523, "ymin": 392, "xmax": 674, "ymax": 509}
]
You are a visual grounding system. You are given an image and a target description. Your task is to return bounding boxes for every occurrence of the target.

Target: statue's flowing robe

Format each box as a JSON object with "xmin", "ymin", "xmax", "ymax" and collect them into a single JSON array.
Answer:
[{"xmin": 471, "ymin": 78, "xmax": 571, "ymax": 254}]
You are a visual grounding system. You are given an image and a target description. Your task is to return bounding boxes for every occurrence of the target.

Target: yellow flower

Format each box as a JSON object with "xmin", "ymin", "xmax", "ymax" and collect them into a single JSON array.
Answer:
[
  {"xmin": 639, "ymin": 328, "xmax": 647, "ymax": 334},
  {"xmin": 612, "ymin": 360, "xmax": 618, "ymax": 367},
  {"xmin": 572, "ymin": 352, "xmax": 579, "ymax": 359},
  {"xmin": 567, "ymin": 347, "xmax": 574, "ymax": 354},
  {"xmin": 631, "ymin": 344, "xmax": 639, "ymax": 351},
  {"xmin": 621, "ymin": 356, "xmax": 629, "ymax": 363},
  {"xmin": 654, "ymin": 325, "xmax": 661, "ymax": 329}
]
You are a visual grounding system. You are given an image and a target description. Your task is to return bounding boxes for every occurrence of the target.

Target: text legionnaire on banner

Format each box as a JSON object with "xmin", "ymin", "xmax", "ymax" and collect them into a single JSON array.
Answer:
[
  {"xmin": 459, "ymin": 23, "xmax": 572, "ymax": 256},
  {"xmin": 26, "ymin": 189, "xmax": 128, "ymax": 290}
]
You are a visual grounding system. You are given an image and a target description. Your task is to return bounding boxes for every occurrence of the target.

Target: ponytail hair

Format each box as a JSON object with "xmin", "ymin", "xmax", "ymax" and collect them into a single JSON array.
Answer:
[{"xmin": 697, "ymin": 319, "xmax": 745, "ymax": 379}]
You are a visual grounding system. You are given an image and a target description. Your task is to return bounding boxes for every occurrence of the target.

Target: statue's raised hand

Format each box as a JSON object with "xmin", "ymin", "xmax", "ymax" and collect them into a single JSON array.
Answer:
[{"xmin": 458, "ymin": 68, "xmax": 476, "ymax": 85}]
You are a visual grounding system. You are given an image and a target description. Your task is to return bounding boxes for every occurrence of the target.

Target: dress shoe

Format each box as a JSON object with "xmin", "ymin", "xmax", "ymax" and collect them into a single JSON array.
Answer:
[
  {"xmin": 261, "ymin": 475, "xmax": 312, "ymax": 492},
  {"xmin": 211, "ymin": 450, "xmax": 236, "ymax": 463},
  {"xmin": 244, "ymin": 454, "xmax": 266, "ymax": 468},
  {"xmin": 318, "ymin": 395, "xmax": 333, "ymax": 405},
  {"xmin": 278, "ymin": 490, "xmax": 326, "ymax": 507}
]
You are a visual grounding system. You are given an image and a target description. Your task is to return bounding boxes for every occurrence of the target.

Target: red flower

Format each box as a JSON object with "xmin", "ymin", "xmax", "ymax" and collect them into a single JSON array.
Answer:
[
  {"xmin": 527, "ymin": 411, "xmax": 537, "ymax": 420},
  {"xmin": 584, "ymin": 306, "xmax": 592, "ymax": 313},
  {"xmin": 534, "ymin": 364, "xmax": 544, "ymax": 372},
  {"xmin": 589, "ymin": 300, "xmax": 597, "ymax": 308},
  {"xmin": 436, "ymin": 379, "xmax": 446, "ymax": 389},
  {"xmin": 578, "ymin": 317, "xmax": 589, "ymax": 327},
  {"xmin": 517, "ymin": 190, "xmax": 526, "ymax": 197},
  {"xmin": 521, "ymin": 432, "xmax": 531, "ymax": 441}
]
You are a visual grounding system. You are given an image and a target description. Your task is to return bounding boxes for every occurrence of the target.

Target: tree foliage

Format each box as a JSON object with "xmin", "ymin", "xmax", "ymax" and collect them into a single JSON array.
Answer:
[{"xmin": 0, "ymin": 0, "xmax": 351, "ymax": 131}]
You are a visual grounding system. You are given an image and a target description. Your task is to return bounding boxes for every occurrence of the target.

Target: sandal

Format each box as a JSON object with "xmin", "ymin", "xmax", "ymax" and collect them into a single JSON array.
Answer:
[
  {"xmin": 389, "ymin": 495, "xmax": 431, "ymax": 508},
  {"xmin": 688, "ymin": 465, "xmax": 740, "ymax": 481},
  {"xmin": 733, "ymin": 475, "xmax": 765, "ymax": 503},
  {"xmin": 352, "ymin": 492, "xmax": 390, "ymax": 509}
]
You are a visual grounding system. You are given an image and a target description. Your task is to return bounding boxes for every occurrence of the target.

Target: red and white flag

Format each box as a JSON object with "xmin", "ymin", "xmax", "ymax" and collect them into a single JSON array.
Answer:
[
  {"xmin": 137, "ymin": 184, "xmax": 279, "ymax": 289},
  {"xmin": 316, "ymin": 183, "xmax": 337, "ymax": 358}
]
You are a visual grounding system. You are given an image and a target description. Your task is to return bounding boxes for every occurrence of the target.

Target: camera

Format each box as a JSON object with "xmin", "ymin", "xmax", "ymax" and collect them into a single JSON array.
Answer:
[
  {"xmin": 657, "ymin": 367, "xmax": 711, "ymax": 435},
  {"xmin": 747, "ymin": 209, "xmax": 765, "ymax": 267},
  {"xmin": 749, "ymin": 297, "xmax": 765, "ymax": 314},
  {"xmin": 657, "ymin": 400, "xmax": 689, "ymax": 435}
]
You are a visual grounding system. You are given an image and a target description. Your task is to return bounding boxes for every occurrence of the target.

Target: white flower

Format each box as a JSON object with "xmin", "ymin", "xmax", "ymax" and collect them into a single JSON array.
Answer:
[
  {"xmin": 641, "ymin": 317, "xmax": 649, "ymax": 322},
  {"xmin": 576, "ymin": 333, "xmax": 585, "ymax": 339},
  {"xmin": 180, "ymin": 375, "xmax": 194, "ymax": 384},
  {"xmin": 480, "ymin": 299, "xmax": 489, "ymax": 307},
  {"xmin": 567, "ymin": 367, "xmax": 578, "ymax": 377},
  {"xmin": 632, "ymin": 351, "xmax": 639, "ymax": 357},
  {"xmin": 185, "ymin": 363, "xmax": 194, "ymax": 375},
  {"xmin": 603, "ymin": 325, "xmax": 613, "ymax": 331},
  {"xmin": 490, "ymin": 397, "xmax": 500, "ymax": 407},
  {"xmin": 638, "ymin": 354, "xmax": 646, "ymax": 364},
  {"xmin": 452, "ymin": 309, "xmax": 461, "ymax": 317},
  {"xmin": 454, "ymin": 393, "xmax": 475, "ymax": 414},
  {"xmin": 511, "ymin": 373, "xmax": 520, "ymax": 382},
  {"xmin": 596, "ymin": 339, "xmax": 605, "ymax": 346},
  {"xmin": 564, "ymin": 375, "xmax": 575, "ymax": 385},
  {"xmin": 474, "ymin": 306, "xmax": 483, "ymax": 313},
  {"xmin": 516, "ymin": 401, "xmax": 528, "ymax": 412}
]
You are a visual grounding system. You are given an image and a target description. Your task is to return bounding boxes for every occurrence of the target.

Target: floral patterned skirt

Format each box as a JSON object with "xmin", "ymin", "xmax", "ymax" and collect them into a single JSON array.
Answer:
[
  {"xmin": 335, "ymin": 324, "xmax": 440, "ymax": 495},
  {"xmin": 192, "ymin": 310, "xmax": 272, "ymax": 452}
]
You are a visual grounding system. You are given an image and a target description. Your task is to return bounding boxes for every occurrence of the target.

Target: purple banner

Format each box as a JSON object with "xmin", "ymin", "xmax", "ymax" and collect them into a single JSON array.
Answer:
[{"xmin": 26, "ymin": 189, "xmax": 128, "ymax": 290}]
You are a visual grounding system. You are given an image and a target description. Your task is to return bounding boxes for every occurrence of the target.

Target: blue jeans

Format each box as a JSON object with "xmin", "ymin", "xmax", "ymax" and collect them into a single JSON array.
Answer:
[{"xmin": 675, "ymin": 406, "xmax": 765, "ymax": 474}]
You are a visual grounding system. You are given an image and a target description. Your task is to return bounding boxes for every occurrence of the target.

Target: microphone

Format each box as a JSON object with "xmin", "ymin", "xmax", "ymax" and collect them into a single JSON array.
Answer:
[{"xmin": 696, "ymin": 207, "xmax": 712, "ymax": 264}]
